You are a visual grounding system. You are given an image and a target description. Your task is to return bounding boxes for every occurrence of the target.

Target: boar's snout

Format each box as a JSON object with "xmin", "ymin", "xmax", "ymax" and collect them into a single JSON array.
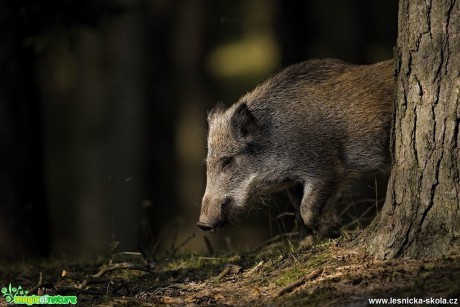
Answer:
[
  {"xmin": 196, "ymin": 221, "xmax": 215, "ymax": 232},
  {"xmin": 197, "ymin": 197, "xmax": 234, "ymax": 232}
]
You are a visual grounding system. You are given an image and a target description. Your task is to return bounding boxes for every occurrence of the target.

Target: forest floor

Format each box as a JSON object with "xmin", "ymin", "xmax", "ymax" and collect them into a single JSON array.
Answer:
[{"xmin": 1, "ymin": 237, "xmax": 459, "ymax": 306}]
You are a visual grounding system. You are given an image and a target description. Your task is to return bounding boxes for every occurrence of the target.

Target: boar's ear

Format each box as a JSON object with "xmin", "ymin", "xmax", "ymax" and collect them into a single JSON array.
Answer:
[
  {"xmin": 207, "ymin": 103, "xmax": 225, "ymax": 123},
  {"xmin": 231, "ymin": 102, "xmax": 257, "ymax": 138}
]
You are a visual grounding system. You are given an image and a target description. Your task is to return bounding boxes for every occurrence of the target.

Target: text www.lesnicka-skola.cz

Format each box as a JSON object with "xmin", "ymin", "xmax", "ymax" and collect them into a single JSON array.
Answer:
[{"xmin": 369, "ymin": 297, "xmax": 458, "ymax": 305}]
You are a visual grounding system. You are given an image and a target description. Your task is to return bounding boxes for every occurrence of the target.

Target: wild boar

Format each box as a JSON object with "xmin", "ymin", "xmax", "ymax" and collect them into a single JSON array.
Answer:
[{"xmin": 196, "ymin": 58, "xmax": 394, "ymax": 242}]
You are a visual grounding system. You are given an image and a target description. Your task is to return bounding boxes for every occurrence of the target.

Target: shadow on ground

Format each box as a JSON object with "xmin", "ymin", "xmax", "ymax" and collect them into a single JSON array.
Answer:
[{"xmin": 1, "ymin": 238, "xmax": 459, "ymax": 306}]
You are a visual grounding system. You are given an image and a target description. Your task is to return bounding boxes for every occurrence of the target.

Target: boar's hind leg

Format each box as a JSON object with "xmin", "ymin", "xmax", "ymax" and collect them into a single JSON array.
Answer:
[
  {"xmin": 300, "ymin": 179, "xmax": 338, "ymax": 233},
  {"xmin": 287, "ymin": 184, "xmax": 313, "ymax": 239}
]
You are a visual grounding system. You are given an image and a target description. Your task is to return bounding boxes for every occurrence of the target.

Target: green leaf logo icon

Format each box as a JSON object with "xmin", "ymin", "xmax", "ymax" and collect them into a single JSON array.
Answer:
[
  {"xmin": 2, "ymin": 284, "xmax": 14, "ymax": 303},
  {"xmin": 2, "ymin": 283, "xmax": 28, "ymax": 303}
]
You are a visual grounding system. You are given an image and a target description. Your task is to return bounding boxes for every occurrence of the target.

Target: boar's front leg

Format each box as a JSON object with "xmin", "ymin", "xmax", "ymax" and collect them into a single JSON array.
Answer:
[
  {"xmin": 300, "ymin": 179, "xmax": 338, "ymax": 234},
  {"xmin": 286, "ymin": 183, "xmax": 313, "ymax": 240}
]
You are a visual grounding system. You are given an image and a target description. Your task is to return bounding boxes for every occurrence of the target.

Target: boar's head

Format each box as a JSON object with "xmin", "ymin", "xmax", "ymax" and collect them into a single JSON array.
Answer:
[{"xmin": 197, "ymin": 102, "xmax": 267, "ymax": 232}]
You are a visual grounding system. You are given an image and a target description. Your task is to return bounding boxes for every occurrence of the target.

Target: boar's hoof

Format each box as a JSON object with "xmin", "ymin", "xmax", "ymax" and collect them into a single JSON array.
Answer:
[
  {"xmin": 318, "ymin": 223, "xmax": 342, "ymax": 239},
  {"xmin": 196, "ymin": 222, "xmax": 215, "ymax": 232},
  {"xmin": 297, "ymin": 234, "xmax": 316, "ymax": 251}
]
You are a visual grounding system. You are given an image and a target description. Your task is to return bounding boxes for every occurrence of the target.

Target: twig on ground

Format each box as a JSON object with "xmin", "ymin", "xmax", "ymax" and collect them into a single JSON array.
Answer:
[
  {"xmin": 77, "ymin": 263, "xmax": 154, "ymax": 288},
  {"xmin": 198, "ymin": 256, "xmax": 221, "ymax": 260},
  {"xmin": 215, "ymin": 264, "xmax": 242, "ymax": 282},
  {"xmin": 28, "ymin": 272, "xmax": 43, "ymax": 294},
  {"xmin": 276, "ymin": 268, "xmax": 323, "ymax": 297},
  {"xmin": 94, "ymin": 263, "xmax": 155, "ymax": 278},
  {"xmin": 244, "ymin": 261, "xmax": 264, "ymax": 276},
  {"xmin": 215, "ymin": 266, "xmax": 231, "ymax": 282}
]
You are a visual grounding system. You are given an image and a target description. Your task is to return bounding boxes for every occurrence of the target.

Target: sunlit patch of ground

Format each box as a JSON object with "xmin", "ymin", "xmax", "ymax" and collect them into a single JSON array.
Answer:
[{"xmin": 1, "ymin": 240, "xmax": 459, "ymax": 306}]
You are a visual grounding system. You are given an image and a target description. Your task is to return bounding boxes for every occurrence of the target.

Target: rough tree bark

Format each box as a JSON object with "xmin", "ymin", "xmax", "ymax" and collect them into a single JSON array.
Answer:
[{"xmin": 358, "ymin": 0, "xmax": 459, "ymax": 259}]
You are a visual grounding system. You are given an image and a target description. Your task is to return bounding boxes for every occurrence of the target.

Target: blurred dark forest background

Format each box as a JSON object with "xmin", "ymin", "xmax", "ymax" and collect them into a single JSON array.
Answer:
[{"xmin": 0, "ymin": 0, "xmax": 397, "ymax": 264}]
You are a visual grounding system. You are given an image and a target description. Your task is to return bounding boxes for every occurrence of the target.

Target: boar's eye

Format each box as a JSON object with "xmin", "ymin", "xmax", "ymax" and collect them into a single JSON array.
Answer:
[{"xmin": 220, "ymin": 156, "xmax": 233, "ymax": 170}]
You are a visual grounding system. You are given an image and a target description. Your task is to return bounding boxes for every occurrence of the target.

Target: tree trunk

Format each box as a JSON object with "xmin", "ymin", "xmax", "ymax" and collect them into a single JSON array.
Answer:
[{"xmin": 358, "ymin": 0, "xmax": 460, "ymax": 259}]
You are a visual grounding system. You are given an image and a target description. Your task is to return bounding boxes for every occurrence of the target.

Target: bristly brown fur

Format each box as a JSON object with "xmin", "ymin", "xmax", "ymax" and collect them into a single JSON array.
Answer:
[{"xmin": 198, "ymin": 58, "xmax": 394, "ymax": 239}]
